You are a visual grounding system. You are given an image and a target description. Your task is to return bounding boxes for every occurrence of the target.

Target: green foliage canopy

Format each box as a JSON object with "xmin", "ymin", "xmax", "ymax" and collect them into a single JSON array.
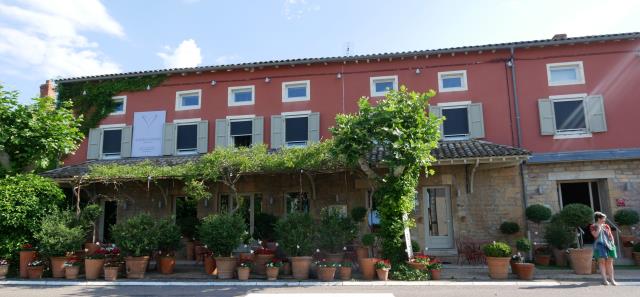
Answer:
[
  {"xmin": 33, "ymin": 209, "xmax": 87, "ymax": 257},
  {"xmin": 111, "ymin": 213, "xmax": 160, "ymax": 257},
  {"xmin": 198, "ymin": 213, "xmax": 247, "ymax": 257},
  {"xmin": 274, "ymin": 212, "xmax": 316, "ymax": 257}
]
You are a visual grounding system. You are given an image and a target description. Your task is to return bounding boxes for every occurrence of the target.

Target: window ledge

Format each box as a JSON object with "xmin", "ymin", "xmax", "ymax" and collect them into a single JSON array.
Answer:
[
  {"xmin": 438, "ymin": 87, "xmax": 468, "ymax": 93},
  {"xmin": 553, "ymin": 133, "xmax": 593, "ymax": 139}
]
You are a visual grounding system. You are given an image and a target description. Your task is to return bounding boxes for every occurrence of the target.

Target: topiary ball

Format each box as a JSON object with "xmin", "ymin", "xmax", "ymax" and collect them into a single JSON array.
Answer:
[
  {"xmin": 614, "ymin": 208, "xmax": 640, "ymax": 226},
  {"xmin": 499, "ymin": 221, "xmax": 520, "ymax": 235},
  {"xmin": 559, "ymin": 204, "xmax": 594, "ymax": 228},
  {"xmin": 515, "ymin": 238, "xmax": 532, "ymax": 253},
  {"xmin": 525, "ymin": 204, "xmax": 552, "ymax": 223}
]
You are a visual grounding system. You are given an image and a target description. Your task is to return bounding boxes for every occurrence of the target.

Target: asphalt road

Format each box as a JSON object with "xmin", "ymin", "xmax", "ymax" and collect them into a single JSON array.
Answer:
[{"xmin": 1, "ymin": 283, "xmax": 639, "ymax": 297}]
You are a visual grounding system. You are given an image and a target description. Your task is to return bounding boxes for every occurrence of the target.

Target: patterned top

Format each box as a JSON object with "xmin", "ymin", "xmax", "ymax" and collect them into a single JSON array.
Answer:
[{"xmin": 590, "ymin": 223, "xmax": 614, "ymax": 242}]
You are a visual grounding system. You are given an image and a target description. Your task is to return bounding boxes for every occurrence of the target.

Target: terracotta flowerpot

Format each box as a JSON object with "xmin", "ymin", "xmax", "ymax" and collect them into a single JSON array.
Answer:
[
  {"xmin": 339, "ymin": 266, "xmax": 352, "ymax": 280},
  {"xmin": 85, "ymin": 258, "xmax": 105, "ymax": 280},
  {"xmin": 0, "ymin": 264, "xmax": 9, "ymax": 279},
  {"xmin": 84, "ymin": 243, "xmax": 99, "ymax": 255},
  {"xmin": 237, "ymin": 267, "xmax": 250, "ymax": 281},
  {"xmin": 253, "ymin": 254, "xmax": 274, "ymax": 275},
  {"xmin": 358, "ymin": 258, "xmax": 378, "ymax": 280},
  {"xmin": 317, "ymin": 266, "xmax": 336, "ymax": 282},
  {"xmin": 534, "ymin": 254, "xmax": 551, "ymax": 266},
  {"xmin": 50, "ymin": 256, "xmax": 67, "ymax": 278},
  {"xmin": 406, "ymin": 261, "xmax": 428, "ymax": 270},
  {"xmin": 430, "ymin": 269, "xmax": 441, "ymax": 280},
  {"xmin": 214, "ymin": 257, "xmax": 237, "ymax": 279},
  {"xmin": 291, "ymin": 256, "xmax": 312, "ymax": 280},
  {"xmin": 27, "ymin": 266, "xmax": 44, "ymax": 279},
  {"xmin": 486, "ymin": 257, "xmax": 510, "ymax": 279},
  {"xmin": 356, "ymin": 246, "xmax": 369, "ymax": 261},
  {"xmin": 620, "ymin": 235, "xmax": 636, "ymax": 245},
  {"xmin": 125, "ymin": 256, "xmax": 150, "ymax": 279},
  {"xmin": 266, "ymin": 266, "xmax": 279, "ymax": 280},
  {"xmin": 568, "ymin": 248, "xmax": 593, "ymax": 275},
  {"xmin": 515, "ymin": 263, "xmax": 535, "ymax": 280},
  {"xmin": 552, "ymin": 248, "xmax": 567, "ymax": 266},
  {"xmin": 65, "ymin": 266, "xmax": 80, "ymax": 279},
  {"xmin": 633, "ymin": 252, "xmax": 640, "ymax": 266},
  {"xmin": 510, "ymin": 261, "xmax": 519, "ymax": 274},
  {"xmin": 104, "ymin": 267, "xmax": 119, "ymax": 281},
  {"xmin": 19, "ymin": 250, "xmax": 36, "ymax": 278},
  {"xmin": 376, "ymin": 268, "xmax": 389, "ymax": 281},
  {"xmin": 325, "ymin": 253, "xmax": 344, "ymax": 264},
  {"xmin": 281, "ymin": 262, "xmax": 291, "ymax": 275},
  {"xmin": 204, "ymin": 256, "xmax": 217, "ymax": 275},
  {"xmin": 158, "ymin": 256, "xmax": 175, "ymax": 274},
  {"xmin": 185, "ymin": 241, "xmax": 195, "ymax": 261}
]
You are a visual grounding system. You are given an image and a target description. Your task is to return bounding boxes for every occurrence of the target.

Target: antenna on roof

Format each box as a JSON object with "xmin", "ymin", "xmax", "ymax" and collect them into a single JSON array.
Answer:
[{"xmin": 343, "ymin": 42, "xmax": 353, "ymax": 56}]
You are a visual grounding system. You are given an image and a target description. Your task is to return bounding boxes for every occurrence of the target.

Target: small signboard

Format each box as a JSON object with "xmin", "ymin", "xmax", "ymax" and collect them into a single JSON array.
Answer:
[
  {"xmin": 132, "ymin": 111, "xmax": 166, "ymax": 157},
  {"xmin": 402, "ymin": 213, "xmax": 413, "ymax": 259}
]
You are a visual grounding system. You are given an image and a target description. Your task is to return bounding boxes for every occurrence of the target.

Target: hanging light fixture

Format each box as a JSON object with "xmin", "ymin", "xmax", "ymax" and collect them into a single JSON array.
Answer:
[
  {"xmin": 415, "ymin": 68, "xmax": 421, "ymax": 74},
  {"xmin": 265, "ymin": 77, "xmax": 271, "ymax": 83},
  {"xmin": 211, "ymin": 80, "xmax": 217, "ymax": 86},
  {"xmin": 337, "ymin": 73, "xmax": 342, "ymax": 79}
]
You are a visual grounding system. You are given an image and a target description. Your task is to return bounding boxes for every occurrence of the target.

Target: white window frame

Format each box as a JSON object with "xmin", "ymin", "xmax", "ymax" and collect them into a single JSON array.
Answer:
[
  {"xmin": 549, "ymin": 93, "xmax": 591, "ymax": 139},
  {"xmin": 546, "ymin": 61, "xmax": 585, "ymax": 86},
  {"xmin": 110, "ymin": 96, "xmax": 126, "ymax": 115},
  {"xmin": 228, "ymin": 85, "xmax": 255, "ymax": 106},
  {"xmin": 282, "ymin": 80, "xmax": 311, "ymax": 102},
  {"xmin": 99, "ymin": 124, "xmax": 126, "ymax": 160},
  {"xmin": 438, "ymin": 102, "xmax": 471, "ymax": 140},
  {"xmin": 438, "ymin": 70, "xmax": 468, "ymax": 92},
  {"xmin": 369, "ymin": 75, "xmax": 398, "ymax": 97},
  {"xmin": 226, "ymin": 115, "xmax": 256, "ymax": 147},
  {"xmin": 282, "ymin": 110, "xmax": 311, "ymax": 147},
  {"xmin": 175, "ymin": 89, "xmax": 202, "ymax": 111},
  {"xmin": 174, "ymin": 119, "xmax": 200, "ymax": 155}
]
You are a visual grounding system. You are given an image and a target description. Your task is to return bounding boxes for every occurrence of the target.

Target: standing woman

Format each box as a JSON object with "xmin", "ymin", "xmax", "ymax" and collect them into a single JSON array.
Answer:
[{"xmin": 590, "ymin": 211, "xmax": 617, "ymax": 285}]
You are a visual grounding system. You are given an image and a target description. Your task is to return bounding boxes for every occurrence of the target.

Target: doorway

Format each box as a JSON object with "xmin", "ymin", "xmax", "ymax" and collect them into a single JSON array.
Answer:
[
  {"xmin": 176, "ymin": 197, "xmax": 198, "ymax": 240},
  {"xmin": 102, "ymin": 200, "xmax": 117, "ymax": 243},
  {"xmin": 423, "ymin": 187, "xmax": 454, "ymax": 249},
  {"xmin": 558, "ymin": 181, "xmax": 602, "ymax": 244}
]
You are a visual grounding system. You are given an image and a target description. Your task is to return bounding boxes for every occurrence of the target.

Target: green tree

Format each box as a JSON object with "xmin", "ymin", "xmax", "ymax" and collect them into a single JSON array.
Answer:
[
  {"xmin": 0, "ymin": 84, "xmax": 83, "ymax": 175},
  {"xmin": 330, "ymin": 86, "xmax": 442, "ymax": 264}
]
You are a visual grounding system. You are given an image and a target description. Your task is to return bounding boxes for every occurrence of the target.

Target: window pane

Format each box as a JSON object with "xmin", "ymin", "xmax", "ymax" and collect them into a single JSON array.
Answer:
[
  {"xmin": 113, "ymin": 100, "xmax": 124, "ymax": 112},
  {"xmin": 554, "ymin": 100, "xmax": 586, "ymax": 131},
  {"xmin": 233, "ymin": 135, "xmax": 252, "ymax": 147},
  {"xmin": 286, "ymin": 192, "xmax": 309, "ymax": 214},
  {"xmin": 285, "ymin": 117, "xmax": 308, "ymax": 142},
  {"xmin": 219, "ymin": 194, "xmax": 230, "ymax": 213},
  {"xmin": 374, "ymin": 81, "xmax": 394, "ymax": 93},
  {"xmin": 287, "ymin": 85, "xmax": 307, "ymax": 98},
  {"xmin": 550, "ymin": 67, "xmax": 578, "ymax": 82},
  {"xmin": 442, "ymin": 76, "xmax": 462, "ymax": 89},
  {"xmin": 230, "ymin": 120, "xmax": 252, "ymax": 136},
  {"xmin": 233, "ymin": 90, "xmax": 253, "ymax": 102},
  {"xmin": 102, "ymin": 129, "xmax": 122, "ymax": 154},
  {"xmin": 176, "ymin": 124, "xmax": 198, "ymax": 150},
  {"xmin": 181, "ymin": 95, "xmax": 199, "ymax": 106},
  {"xmin": 442, "ymin": 107, "xmax": 469, "ymax": 137}
]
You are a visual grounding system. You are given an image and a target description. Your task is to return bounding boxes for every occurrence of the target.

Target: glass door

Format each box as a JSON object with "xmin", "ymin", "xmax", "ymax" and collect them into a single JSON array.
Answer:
[{"xmin": 423, "ymin": 187, "xmax": 454, "ymax": 249}]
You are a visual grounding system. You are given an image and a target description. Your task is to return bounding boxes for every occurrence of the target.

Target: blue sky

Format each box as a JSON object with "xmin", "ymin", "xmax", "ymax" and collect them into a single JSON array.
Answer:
[{"xmin": 1, "ymin": 0, "xmax": 639, "ymax": 104}]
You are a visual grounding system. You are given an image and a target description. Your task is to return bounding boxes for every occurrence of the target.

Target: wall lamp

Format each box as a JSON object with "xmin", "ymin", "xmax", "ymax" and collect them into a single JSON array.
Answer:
[
  {"xmin": 337, "ymin": 73, "xmax": 342, "ymax": 79},
  {"xmin": 265, "ymin": 77, "xmax": 271, "ymax": 83},
  {"xmin": 415, "ymin": 68, "xmax": 421, "ymax": 75},
  {"xmin": 211, "ymin": 80, "xmax": 217, "ymax": 86}
]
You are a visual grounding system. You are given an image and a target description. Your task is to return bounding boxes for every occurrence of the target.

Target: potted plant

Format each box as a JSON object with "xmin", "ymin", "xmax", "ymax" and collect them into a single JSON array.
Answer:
[
  {"xmin": 0, "ymin": 259, "xmax": 9, "ymax": 279},
  {"xmin": 265, "ymin": 258, "xmax": 283, "ymax": 280},
  {"xmin": 350, "ymin": 206, "xmax": 368, "ymax": 260},
  {"xmin": 111, "ymin": 213, "xmax": 160, "ymax": 279},
  {"xmin": 427, "ymin": 258, "xmax": 443, "ymax": 280},
  {"xmin": 253, "ymin": 247, "xmax": 275, "ymax": 275},
  {"xmin": 85, "ymin": 247, "xmax": 107, "ymax": 280},
  {"xmin": 374, "ymin": 259, "xmax": 391, "ymax": 281},
  {"xmin": 482, "ymin": 241, "xmax": 512, "ymax": 279},
  {"xmin": 156, "ymin": 217, "xmax": 183, "ymax": 275},
  {"xmin": 339, "ymin": 261, "xmax": 352, "ymax": 280},
  {"xmin": 79, "ymin": 204, "xmax": 102, "ymax": 255},
  {"xmin": 614, "ymin": 208, "xmax": 639, "ymax": 257},
  {"xmin": 407, "ymin": 254, "xmax": 430, "ymax": 270},
  {"xmin": 237, "ymin": 260, "xmax": 252, "ymax": 281},
  {"xmin": 19, "ymin": 243, "xmax": 36, "ymax": 278},
  {"xmin": 198, "ymin": 213, "xmax": 247, "ymax": 279},
  {"xmin": 315, "ymin": 260, "xmax": 339, "ymax": 282},
  {"xmin": 534, "ymin": 245, "xmax": 551, "ymax": 266},
  {"xmin": 104, "ymin": 261, "xmax": 120, "ymax": 281},
  {"xmin": 316, "ymin": 208, "xmax": 357, "ymax": 263},
  {"xmin": 33, "ymin": 210, "xmax": 86, "ymax": 278},
  {"xmin": 281, "ymin": 258, "xmax": 291, "ymax": 275},
  {"xmin": 511, "ymin": 253, "xmax": 535, "ymax": 280},
  {"xmin": 543, "ymin": 215, "xmax": 575, "ymax": 266},
  {"xmin": 525, "ymin": 204, "xmax": 552, "ymax": 224},
  {"xmin": 26, "ymin": 259, "xmax": 44, "ymax": 279},
  {"xmin": 559, "ymin": 204, "xmax": 594, "ymax": 275},
  {"xmin": 359, "ymin": 233, "xmax": 378, "ymax": 280},
  {"xmin": 511, "ymin": 238, "xmax": 532, "ymax": 273},
  {"xmin": 274, "ymin": 212, "xmax": 316, "ymax": 280},
  {"xmin": 63, "ymin": 256, "xmax": 81, "ymax": 280},
  {"xmin": 633, "ymin": 243, "xmax": 640, "ymax": 266}
]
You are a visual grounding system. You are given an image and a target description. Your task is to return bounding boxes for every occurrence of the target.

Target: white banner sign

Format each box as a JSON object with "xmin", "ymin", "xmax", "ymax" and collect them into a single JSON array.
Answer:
[{"xmin": 131, "ymin": 111, "xmax": 166, "ymax": 157}]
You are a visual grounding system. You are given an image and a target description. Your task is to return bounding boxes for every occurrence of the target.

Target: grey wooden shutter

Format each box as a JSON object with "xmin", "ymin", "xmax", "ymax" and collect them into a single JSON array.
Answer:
[
  {"xmin": 252, "ymin": 116, "xmax": 264, "ymax": 145},
  {"xmin": 538, "ymin": 98, "xmax": 555, "ymax": 135},
  {"xmin": 87, "ymin": 128, "xmax": 102, "ymax": 160},
  {"xmin": 215, "ymin": 119, "xmax": 228, "ymax": 148},
  {"xmin": 586, "ymin": 95, "xmax": 607, "ymax": 133},
  {"xmin": 197, "ymin": 120, "xmax": 209, "ymax": 154},
  {"xmin": 307, "ymin": 112, "xmax": 320, "ymax": 144},
  {"xmin": 270, "ymin": 115, "xmax": 283, "ymax": 149},
  {"xmin": 467, "ymin": 103, "xmax": 485, "ymax": 139},
  {"xmin": 120, "ymin": 126, "xmax": 132, "ymax": 158},
  {"xmin": 163, "ymin": 123, "xmax": 175, "ymax": 155},
  {"xmin": 429, "ymin": 105, "xmax": 443, "ymax": 136}
]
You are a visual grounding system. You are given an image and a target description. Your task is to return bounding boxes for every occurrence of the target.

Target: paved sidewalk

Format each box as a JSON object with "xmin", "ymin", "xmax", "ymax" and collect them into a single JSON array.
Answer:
[{"xmin": 441, "ymin": 265, "xmax": 640, "ymax": 281}]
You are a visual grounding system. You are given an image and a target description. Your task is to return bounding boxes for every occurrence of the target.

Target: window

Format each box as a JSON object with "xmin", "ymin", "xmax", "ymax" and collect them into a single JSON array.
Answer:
[
  {"xmin": 438, "ymin": 70, "xmax": 468, "ymax": 92},
  {"xmin": 553, "ymin": 98, "xmax": 587, "ymax": 134},
  {"xmin": 285, "ymin": 115, "xmax": 308, "ymax": 147},
  {"xmin": 101, "ymin": 128, "xmax": 122, "ymax": 159},
  {"xmin": 547, "ymin": 61, "xmax": 585, "ymax": 86},
  {"xmin": 441, "ymin": 106, "xmax": 469, "ymax": 139},
  {"xmin": 286, "ymin": 192, "xmax": 309, "ymax": 214},
  {"xmin": 176, "ymin": 123, "xmax": 198, "ymax": 154},
  {"xmin": 111, "ymin": 96, "xmax": 126, "ymax": 115},
  {"xmin": 538, "ymin": 94, "xmax": 606, "ymax": 137},
  {"xmin": 229, "ymin": 119, "xmax": 253, "ymax": 147},
  {"xmin": 175, "ymin": 90, "xmax": 201, "ymax": 111},
  {"xmin": 369, "ymin": 75, "xmax": 398, "ymax": 97},
  {"xmin": 228, "ymin": 86, "xmax": 255, "ymax": 106},
  {"xmin": 282, "ymin": 80, "xmax": 310, "ymax": 102}
]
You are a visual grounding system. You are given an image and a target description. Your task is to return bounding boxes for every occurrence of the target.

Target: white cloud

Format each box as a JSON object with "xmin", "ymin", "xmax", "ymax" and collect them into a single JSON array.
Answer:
[
  {"xmin": 0, "ymin": 0, "xmax": 123, "ymax": 79},
  {"xmin": 215, "ymin": 54, "xmax": 241, "ymax": 65},
  {"xmin": 157, "ymin": 39, "xmax": 203, "ymax": 68},
  {"xmin": 282, "ymin": 0, "xmax": 320, "ymax": 20}
]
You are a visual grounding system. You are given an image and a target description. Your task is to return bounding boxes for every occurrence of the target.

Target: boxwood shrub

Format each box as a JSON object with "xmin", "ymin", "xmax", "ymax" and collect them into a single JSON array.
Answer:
[
  {"xmin": 614, "ymin": 208, "xmax": 640, "ymax": 226},
  {"xmin": 198, "ymin": 213, "xmax": 246, "ymax": 257},
  {"xmin": 111, "ymin": 213, "xmax": 160, "ymax": 257},
  {"xmin": 482, "ymin": 241, "xmax": 511, "ymax": 257},
  {"xmin": 499, "ymin": 221, "xmax": 520, "ymax": 235},
  {"xmin": 525, "ymin": 204, "xmax": 552, "ymax": 223}
]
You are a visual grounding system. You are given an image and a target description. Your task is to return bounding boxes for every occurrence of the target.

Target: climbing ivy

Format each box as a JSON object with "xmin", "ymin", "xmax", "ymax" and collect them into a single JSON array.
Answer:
[{"xmin": 56, "ymin": 75, "xmax": 167, "ymax": 134}]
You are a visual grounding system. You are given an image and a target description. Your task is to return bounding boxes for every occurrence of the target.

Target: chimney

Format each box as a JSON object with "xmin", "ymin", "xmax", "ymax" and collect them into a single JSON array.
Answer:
[
  {"xmin": 39, "ymin": 80, "xmax": 55, "ymax": 98},
  {"xmin": 552, "ymin": 33, "xmax": 568, "ymax": 40}
]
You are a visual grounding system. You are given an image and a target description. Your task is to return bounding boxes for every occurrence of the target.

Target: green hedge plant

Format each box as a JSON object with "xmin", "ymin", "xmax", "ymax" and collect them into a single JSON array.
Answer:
[
  {"xmin": 156, "ymin": 217, "xmax": 183, "ymax": 256},
  {"xmin": 559, "ymin": 204, "xmax": 594, "ymax": 228},
  {"xmin": 275, "ymin": 212, "xmax": 316, "ymax": 257},
  {"xmin": 499, "ymin": 221, "xmax": 520, "ymax": 235},
  {"xmin": 544, "ymin": 214, "xmax": 575, "ymax": 250},
  {"xmin": 111, "ymin": 213, "xmax": 159, "ymax": 257},
  {"xmin": 614, "ymin": 208, "xmax": 640, "ymax": 230},
  {"xmin": 198, "ymin": 213, "xmax": 246, "ymax": 257},
  {"xmin": 315, "ymin": 208, "xmax": 357, "ymax": 254},
  {"xmin": 33, "ymin": 209, "xmax": 86, "ymax": 257},
  {"xmin": 525, "ymin": 204, "xmax": 552, "ymax": 223},
  {"xmin": 515, "ymin": 238, "xmax": 532, "ymax": 253},
  {"xmin": 482, "ymin": 241, "xmax": 512, "ymax": 258}
]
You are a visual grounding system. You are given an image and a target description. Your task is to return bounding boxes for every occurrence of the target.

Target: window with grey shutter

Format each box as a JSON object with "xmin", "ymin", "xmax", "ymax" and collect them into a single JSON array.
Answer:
[
  {"xmin": 215, "ymin": 119, "xmax": 228, "ymax": 148},
  {"xmin": 270, "ymin": 115, "xmax": 283, "ymax": 149},
  {"xmin": 307, "ymin": 112, "xmax": 320, "ymax": 143},
  {"xmin": 87, "ymin": 128, "xmax": 101, "ymax": 160},
  {"xmin": 252, "ymin": 116, "xmax": 264, "ymax": 145},
  {"xmin": 229, "ymin": 120, "xmax": 252, "ymax": 148},
  {"xmin": 586, "ymin": 95, "xmax": 607, "ymax": 133},
  {"xmin": 101, "ymin": 129, "xmax": 122, "ymax": 159},
  {"xmin": 163, "ymin": 123, "xmax": 175, "ymax": 155},
  {"xmin": 538, "ymin": 99, "xmax": 555, "ymax": 135},
  {"xmin": 120, "ymin": 126, "xmax": 132, "ymax": 158},
  {"xmin": 176, "ymin": 123, "xmax": 198, "ymax": 154},
  {"xmin": 467, "ymin": 103, "xmax": 485, "ymax": 139},
  {"xmin": 197, "ymin": 120, "xmax": 208, "ymax": 153}
]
